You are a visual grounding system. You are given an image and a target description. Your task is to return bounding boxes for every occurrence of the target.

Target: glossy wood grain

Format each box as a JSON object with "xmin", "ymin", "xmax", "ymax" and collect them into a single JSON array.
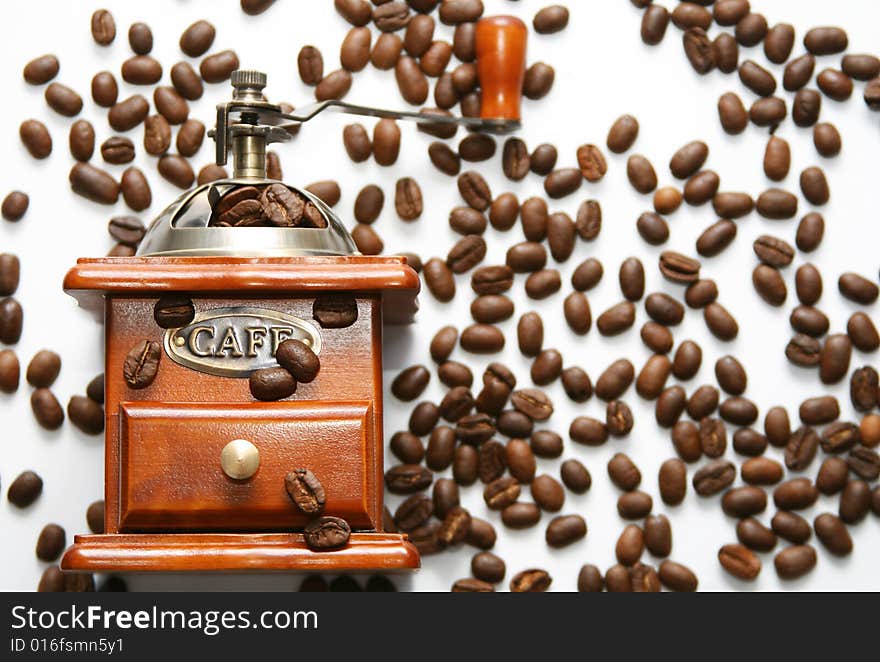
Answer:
[
  {"xmin": 476, "ymin": 15, "xmax": 528, "ymax": 121},
  {"xmin": 64, "ymin": 256, "xmax": 420, "ymax": 324},
  {"xmin": 61, "ymin": 533, "xmax": 420, "ymax": 572},
  {"xmin": 119, "ymin": 401, "xmax": 374, "ymax": 531}
]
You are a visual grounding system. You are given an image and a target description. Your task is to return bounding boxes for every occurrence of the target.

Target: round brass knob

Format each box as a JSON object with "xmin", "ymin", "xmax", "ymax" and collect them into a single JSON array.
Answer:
[{"xmin": 220, "ymin": 439, "xmax": 260, "ymax": 480}]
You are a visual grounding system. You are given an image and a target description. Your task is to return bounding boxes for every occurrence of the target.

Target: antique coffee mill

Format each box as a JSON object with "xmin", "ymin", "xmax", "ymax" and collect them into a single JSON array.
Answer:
[{"xmin": 61, "ymin": 16, "xmax": 527, "ymax": 573}]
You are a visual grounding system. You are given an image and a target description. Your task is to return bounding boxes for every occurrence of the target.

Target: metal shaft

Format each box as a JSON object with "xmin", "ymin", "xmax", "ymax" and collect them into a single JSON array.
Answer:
[{"xmin": 232, "ymin": 133, "xmax": 267, "ymax": 179}]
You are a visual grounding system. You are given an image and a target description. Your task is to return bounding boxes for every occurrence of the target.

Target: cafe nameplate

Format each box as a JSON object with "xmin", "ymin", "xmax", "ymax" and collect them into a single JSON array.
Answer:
[{"xmin": 164, "ymin": 306, "xmax": 322, "ymax": 377}]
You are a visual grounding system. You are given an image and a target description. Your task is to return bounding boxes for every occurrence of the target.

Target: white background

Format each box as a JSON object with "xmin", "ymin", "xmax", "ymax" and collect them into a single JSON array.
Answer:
[{"xmin": 1, "ymin": 0, "xmax": 878, "ymax": 591}]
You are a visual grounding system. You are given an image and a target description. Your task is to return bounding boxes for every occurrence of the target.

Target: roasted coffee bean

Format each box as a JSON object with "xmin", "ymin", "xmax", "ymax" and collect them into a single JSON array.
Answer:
[
  {"xmin": 775, "ymin": 478, "xmax": 819, "ymax": 510},
  {"xmin": 35, "ymin": 524, "xmax": 66, "ymax": 562},
  {"xmin": 734, "ymin": 518, "xmax": 776, "ymax": 553},
  {"xmin": 385, "ymin": 464, "xmax": 433, "ymax": 495},
  {"xmin": 693, "ymin": 460, "xmax": 736, "ymax": 496},
  {"xmin": 606, "ymin": 115, "xmax": 639, "ymax": 155},
  {"xmin": 477, "ymin": 440, "xmax": 506, "ymax": 483},
  {"xmin": 570, "ymin": 416, "xmax": 607, "ymax": 447},
  {"xmin": 683, "ymin": 170, "xmax": 720, "ymax": 206},
  {"xmin": 718, "ymin": 92, "xmax": 749, "ymax": 134},
  {"xmin": 438, "ymin": 386, "xmax": 474, "ymax": 422},
  {"xmin": 839, "ymin": 480, "xmax": 873, "ymax": 523},
  {"xmin": 703, "ymin": 302, "xmax": 738, "ymax": 341},
  {"xmin": 722, "ymin": 486, "xmax": 767, "ymax": 518},
  {"xmin": 714, "ymin": 0, "xmax": 750, "ymax": 26},
  {"xmin": 636, "ymin": 212, "xmax": 669, "ymax": 245},
  {"xmin": 506, "ymin": 243, "xmax": 547, "ymax": 275},
  {"xmin": 44, "ymin": 82, "xmax": 82, "ymax": 116},
  {"xmin": 66, "ymin": 119, "xmax": 95, "ymax": 162},
  {"xmin": 501, "ymin": 138, "xmax": 529, "ymax": 181},
  {"xmin": 8, "ymin": 471, "xmax": 43, "ymax": 508},
  {"xmin": 772, "ymin": 511, "xmax": 812, "ymax": 545},
  {"xmin": 390, "ymin": 177, "xmax": 422, "ymax": 221},
  {"xmin": 784, "ymin": 425, "xmax": 820, "ymax": 472},
  {"xmin": 616, "ymin": 524, "xmax": 645, "ymax": 566},
  {"xmin": 774, "ymin": 545, "xmax": 817, "ymax": 579},
  {"xmin": 523, "ymin": 269, "xmax": 560, "ymax": 300},
  {"xmin": 641, "ymin": 5, "xmax": 670, "ymax": 45},
  {"xmin": 604, "ymin": 564, "xmax": 632, "ymax": 593},
  {"xmin": 0, "ymin": 298, "xmax": 23, "ymax": 344},
  {"xmin": 799, "ymin": 166, "xmax": 830, "ymax": 206},
  {"xmin": 718, "ymin": 543, "xmax": 760, "ymax": 580},
  {"xmin": 31, "ymin": 389, "xmax": 64, "ymax": 430},
  {"xmin": 819, "ymin": 334, "xmax": 851, "ymax": 385},
  {"xmin": 178, "ymin": 19, "xmax": 215, "ymax": 58},
  {"xmin": 762, "ymin": 136, "xmax": 791, "ymax": 181},
  {"xmin": 89, "ymin": 71, "xmax": 117, "ymax": 108},
  {"xmin": 639, "ymin": 514, "xmax": 670, "ymax": 557},
  {"xmin": 576, "ymin": 144, "xmax": 607, "ymax": 182},
  {"xmin": 533, "ymin": 5, "xmax": 569, "ymax": 33},
  {"xmin": 2, "ymin": 191, "xmax": 29, "ymax": 222},
  {"xmin": 457, "ymin": 171, "xmax": 491, "ymax": 211},
  {"xmin": 764, "ymin": 22, "xmax": 795, "ymax": 63},
  {"xmin": 437, "ymin": 361, "xmax": 472, "ymax": 389},
  {"xmin": 712, "ymin": 32, "xmax": 740, "ymax": 73},
  {"xmin": 687, "ymin": 386, "xmax": 719, "ymax": 422},
  {"xmin": 529, "ymin": 474, "xmax": 564, "ymax": 516},
  {"xmin": 816, "ymin": 69, "xmax": 853, "ymax": 101},
  {"xmin": 669, "ymin": 141, "xmax": 708, "ymax": 180},
  {"xmin": 654, "ymin": 187, "xmax": 683, "ymax": 214},
  {"xmin": 121, "ymin": 55, "xmax": 162, "ymax": 87},
  {"xmin": 459, "ymin": 134, "xmax": 495, "ymax": 163},
  {"xmin": 670, "ymin": 420, "xmax": 700, "ymax": 462},
  {"xmin": 155, "ymin": 155, "xmax": 193, "ymax": 190},
  {"xmin": 814, "ymin": 513, "xmax": 852, "ymax": 556},
  {"xmin": 735, "ymin": 11, "xmax": 768, "ymax": 46},
  {"xmin": 790, "ymin": 306, "xmax": 829, "ymax": 338},
  {"xmin": 696, "ymin": 220, "xmax": 736, "ymax": 259},
  {"xmin": 607, "ymin": 400, "xmax": 634, "ymax": 437},
  {"xmin": 848, "ymin": 446, "xmax": 880, "ymax": 480},
  {"xmin": 395, "ymin": 55, "xmax": 428, "ymax": 104},
  {"xmin": 813, "ymin": 122, "xmax": 841, "ymax": 157},
  {"xmin": 509, "ymin": 568, "xmax": 551, "ymax": 593},
  {"xmin": 532, "ymin": 430, "xmax": 563, "ymax": 458},
  {"xmin": 544, "ymin": 168, "xmax": 581, "ymax": 199},
  {"xmin": 608, "ymin": 453, "xmax": 641, "ymax": 492},
  {"xmin": 421, "ymin": 258, "xmax": 455, "ymax": 302},
  {"xmin": 671, "ymin": 3, "xmax": 712, "ymax": 30},
  {"xmin": 791, "ymin": 89, "xmax": 821, "ymax": 128},
  {"xmin": 804, "ymin": 26, "xmax": 848, "ymax": 55},
  {"xmin": 756, "ymin": 189, "xmax": 798, "ymax": 221},
  {"xmin": 100, "ymin": 136, "xmax": 135, "ymax": 165},
  {"xmin": 636, "ymin": 355, "xmax": 671, "ymax": 400},
  {"xmin": 787, "ymin": 333, "xmax": 821, "ymax": 367},
  {"xmin": 851, "ymin": 367, "xmax": 879, "ymax": 412},
  {"xmin": 687, "ymin": 275, "xmax": 718, "ymax": 307},
  {"xmin": 672, "ymin": 339, "xmax": 702, "ymax": 376},
  {"xmin": 311, "ymin": 295, "xmax": 357, "ymax": 330},
  {"xmin": 844, "ymin": 311, "xmax": 877, "ymax": 352},
  {"xmin": 23, "ymin": 54, "xmax": 59, "ymax": 86},
  {"xmin": 199, "ymin": 50, "xmax": 239, "ymax": 84},
  {"xmin": 798, "ymin": 396, "xmax": 839, "ymax": 427},
  {"xmin": 595, "ymin": 359, "xmax": 635, "ymax": 401},
  {"xmin": 817, "ymin": 457, "xmax": 850, "ymax": 495},
  {"xmin": 109, "ymin": 95, "xmax": 149, "ymax": 132},
  {"xmin": 753, "ymin": 265, "xmax": 787, "ymax": 306},
  {"xmin": 658, "ymin": 252, "xmax": 700, "ymax": 285},
  {"xmin": 446, "ymin": 235, "xmax": 485, "ymax": 273},
  {"xmin": 249, "ymin": 367, "xmax": 295, "ymax": 401},
  {"xmin": 501, "ymin": 502, "xmax": 541, "ymax": 529},
  {"xmin": 394, "ymin": 493, "xmax": 433, "ymax": 531},
  {"xmin": 548, "ymin": 212, "xmax": 576, "ymax": 261},
  {"xmin": 520, "ymin": 197, "xmax": 548, "ymax": 241},
  {"xmin": 69, "ymin": 163, "xmax": 119, "ymax": 204},
  {"xmin": 153, "ymin": 86, "xmax": 188, "ymax": 125},
  {"xmin": 26, "ymin": 350, "xmax": 61, "ymax": 388},
  {"xmin": 645, "ymin": 292, "xmax": 684, "ymax": 326},
  {"xmin": 655, "ymin": 386, "xmax": 687, "ymax": 428},
  {"xmin": 403, "ymin": 13, "xmax": 434, "ymax": 57},
  {"xmin": 304, "ymin": 516, "xmax": 350, "ymax": 550},
  {"xmin": 764, "ymin": 407, "xmax": 791, "ymax": 448},
  {"xmin": 275, "ymin": 339, "xmax": 320, "ymax": 383},
  {"xmin": 510, "ymin": 388, "xmax": 553, "ymax": 421},
  {"xmin": 389, "ymin": 430, "xmax": 425, "ymax": 464},
  {"xmin": 618, "ymin": 491, "xmax": 652, "ymax": 520},
  {"xmin": 484, "ymin": 193, "xmax": 517, "ymax": 231},
  {"xmin": 699, "ymin": 417, "xmax": 728, "ymax": 458},
  {"xmin": 546, "ymin": 515, "xmax": 586, "ymax": 548},
  {"xmin": 639, "ymin": 323, "xmax": 673, "ymax": 355},
  {"xmin": 795, "ymin": 213, "xmax": 824, "ymax": 253},
  {"xmin": 470, "ymin": 552, "xmax": 505, "ymax": 584},
  {"xmin": 576, "ymin": 564, "xmax": 604, "ymax": 593},
  {"xmin": 0, "ymin": 255, "xmax": 19, "ymax": 298},
  {"xmin": 597, "ymin": 301, "xmax": 637, "ymax": 336},
  {"xmin": 714, "ymin": 356, "xmax": 747, "ymax": 396},
  {"xmin": 284, "ymin": 468, "xmax": 326, "ymax": 515},
  {"xmin": 658, "ymin": 458, "xmax": 687, "ymax": 505},
  {"xmin": 0, "ymin": 349, "xmax": 18, "ymax": 393},
  {"xmin": 739, "ymin": 60, "xmax": 776, "ymax": 97},
  {"xmin": 176, "ymin": 119, "xmax": 205, "ymax": 157},
  {"xmin": 683, "ymin": 28, "xmax": 715, "ymax": 74},
  {"xmin": 741, "ymin": 457, "xmax": 783, "ymax": 486},
  {"xmin": 19, "ymin": 119, "xmax": 52, "ymax": 159},
  {"xmin": 838, "ymin": 272, "xmax": 879, "ymax": 305},
  {"xmin": 626, "ymin": 155, "xmax": 658, "ymax": 194},
  {"xmin": 529, "ymin": 143, "xmax": 558, "ymax": 175},
  {"xmin": 523, "ymin": 62, "xmax": 555, "ymax": 100},
  {"xmin": 143, "ymin": 115, "xmax": 171, "ymax": 156}
]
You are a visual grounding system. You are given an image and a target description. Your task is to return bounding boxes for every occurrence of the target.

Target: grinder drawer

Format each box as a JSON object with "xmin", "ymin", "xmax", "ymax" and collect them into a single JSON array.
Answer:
[{"xmin": 118, "ymin": 401, "xmax": 376, "ymax": 532}]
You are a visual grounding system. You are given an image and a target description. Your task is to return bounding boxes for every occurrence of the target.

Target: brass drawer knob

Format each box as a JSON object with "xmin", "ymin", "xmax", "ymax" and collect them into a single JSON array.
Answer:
[{"xmin": 220, "ymin": 439, "xmax": 260, "ymax": 480}]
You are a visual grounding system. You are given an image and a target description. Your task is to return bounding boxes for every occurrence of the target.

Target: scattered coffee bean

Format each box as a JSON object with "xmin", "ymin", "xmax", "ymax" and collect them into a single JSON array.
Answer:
[
  {"xmin": 8, "ymin": 471, "xmax": 43, "ymax": 508},
  {"xmin": 774, "ymin": 545, "xmax": 817, "ymax": 580}
]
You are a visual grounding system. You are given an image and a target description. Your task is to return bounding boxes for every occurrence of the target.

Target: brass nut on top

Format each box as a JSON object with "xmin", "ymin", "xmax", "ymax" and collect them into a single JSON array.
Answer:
[{"xmin": 220, "ymin": 438, "xmax": 260, "ymax": 480}]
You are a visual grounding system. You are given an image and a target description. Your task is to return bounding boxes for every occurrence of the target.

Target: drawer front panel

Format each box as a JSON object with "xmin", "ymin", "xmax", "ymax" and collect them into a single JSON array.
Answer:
[{"xmin": 119, "ymin": 401, "xmax": 374, "ymax": 532}]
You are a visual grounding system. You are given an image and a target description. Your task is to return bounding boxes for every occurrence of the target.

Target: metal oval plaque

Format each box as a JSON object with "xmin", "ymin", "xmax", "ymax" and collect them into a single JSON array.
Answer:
[{"xmin": 163, "ymin": 306, "xmax": 322, "ymax": 378}]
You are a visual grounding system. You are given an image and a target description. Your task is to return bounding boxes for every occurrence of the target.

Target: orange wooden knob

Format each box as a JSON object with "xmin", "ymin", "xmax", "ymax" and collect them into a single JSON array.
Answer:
[{"xmin": 475, "ymin": 15, "xmax": 528, "ymax": 122}]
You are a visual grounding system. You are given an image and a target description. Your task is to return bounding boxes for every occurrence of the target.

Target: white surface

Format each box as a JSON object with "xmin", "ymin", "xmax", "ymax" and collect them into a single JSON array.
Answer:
[{"xmin": 1, "ymin": 0, "xmax": 878, "ymax": 592}]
